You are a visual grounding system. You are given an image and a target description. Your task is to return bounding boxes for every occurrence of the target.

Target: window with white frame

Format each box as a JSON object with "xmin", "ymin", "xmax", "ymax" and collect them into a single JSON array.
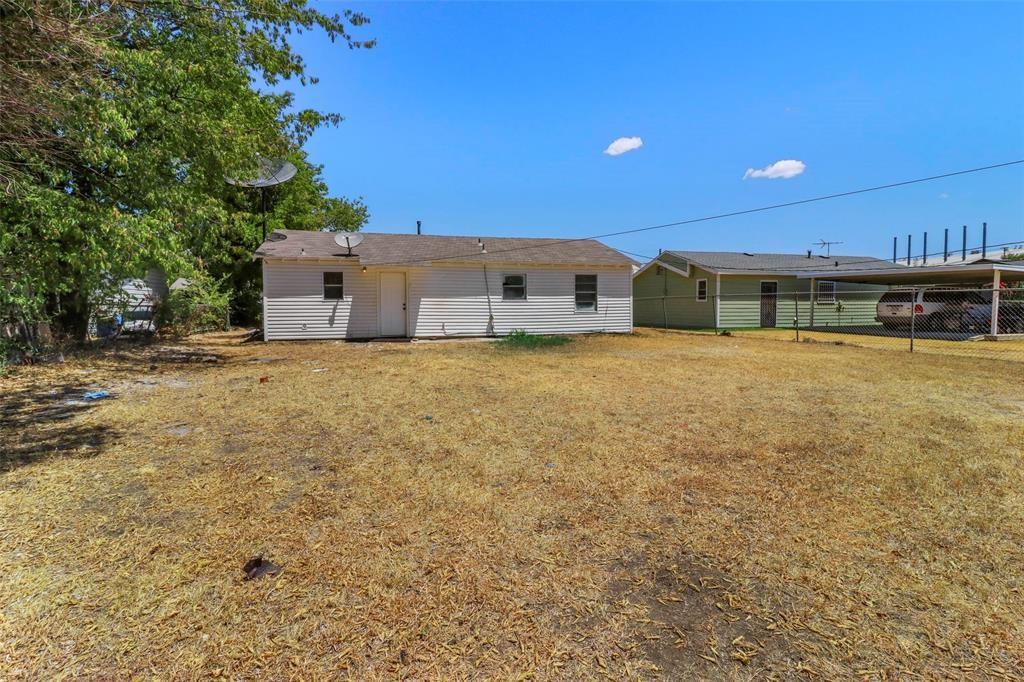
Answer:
[
  {"xmin": 574, "ymin": 274, "xmax": 598, "ymax": 311},
  {"xmin": 502, "ymin": 274, "xmax": 527, "ymax": 300},
  {"xmin": 323, "ymin": 272, "xmax": 344, "ymax": 300},
  {"xmin": 817, "ymin": 280, "xmax": 836, "ymax": 304},
  {"xmin": 696, "ymin": 278, "xmax": 708, "ymax": 302}
]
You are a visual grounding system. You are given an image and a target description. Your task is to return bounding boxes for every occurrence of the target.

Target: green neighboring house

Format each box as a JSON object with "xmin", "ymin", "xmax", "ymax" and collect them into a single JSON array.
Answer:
[{"xmin": 633, "ymin": 251, "xmax": 893, "ymax": 330}]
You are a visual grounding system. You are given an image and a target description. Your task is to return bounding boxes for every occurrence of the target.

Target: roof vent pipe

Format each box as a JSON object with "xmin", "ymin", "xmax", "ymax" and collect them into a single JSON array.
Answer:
[
  {"xmin": 416, "ymin": 220, "xmax": 422, "ymax": 235},
  {"xmin": 806, "ymin": 250, "xmax": 812, "ymax": 258}
]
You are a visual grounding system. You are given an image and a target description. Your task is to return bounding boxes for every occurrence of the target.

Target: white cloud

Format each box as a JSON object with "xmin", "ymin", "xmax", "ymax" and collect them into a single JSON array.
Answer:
[
  {"xmin": 938, "ymin": 192, "xmax": 950, "ymax": 199},
  {"xmin": 743, "ymin": 159, "xmax": 806, "ymax": 180},
  {"xmin": 603, "ymin": 136, "xmax": 643, "ymax": 156}
]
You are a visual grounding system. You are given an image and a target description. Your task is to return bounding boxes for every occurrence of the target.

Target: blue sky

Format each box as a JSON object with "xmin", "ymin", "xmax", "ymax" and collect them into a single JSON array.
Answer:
[{"xmin": 287, "ymin": 2, "xmax": 1024, "ymax": 261}]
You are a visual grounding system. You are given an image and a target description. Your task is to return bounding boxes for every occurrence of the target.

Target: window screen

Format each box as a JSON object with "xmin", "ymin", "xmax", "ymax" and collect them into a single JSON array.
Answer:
[
  {"xmin": 323, "ymin": 272, "xmax": 344, "ymax": 300},
  {"xmin": 696, "ymin": 279, "xmax": 708, "ymax": 302},
  {"xmin": 575, "ymin": 274, "xmax": 597, "ymax": 311},
  {"xmin": 502, "ymin": 274, "xmax": 526, "ymax": 300},
  {"xmin": 817, "ymin": 281, "xmax": 836, "ymax": 304}
]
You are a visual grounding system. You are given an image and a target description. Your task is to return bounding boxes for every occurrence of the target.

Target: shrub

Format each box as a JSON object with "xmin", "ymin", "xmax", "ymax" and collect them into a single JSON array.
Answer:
[
  {"xmin": 496, "ymin": 329, "xmax": 572, "ymax": 349},
  {"xmin": 155, "ymin": 274, "xmax": 231, "ymax": 336}
]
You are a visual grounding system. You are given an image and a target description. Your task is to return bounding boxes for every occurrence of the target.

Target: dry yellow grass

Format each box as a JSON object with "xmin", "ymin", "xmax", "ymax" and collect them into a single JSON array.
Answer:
[
  {"xmin": 689, "ymin": 326, "xmax": 1024, "ymax": 363},
  {"xmin": 1, "ymin": 329, "xmax": 1022, "ymax": 679}
]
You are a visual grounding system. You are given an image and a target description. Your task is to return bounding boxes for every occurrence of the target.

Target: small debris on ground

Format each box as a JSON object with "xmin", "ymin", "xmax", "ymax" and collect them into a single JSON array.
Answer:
[
  {"xmin": 312, "ymin": 368, "xmax": 328, "ymax": 373},
  {"xmin": 242, "ymin": 555, "xmax": 281, "ymax": 580},
  {"xmin": 424, "ymin": 415, "xmax": 433, "ymax": 421},
  {"xmin": 83, "ymin": 390, "xmax": 110, "ymax": 401},
  {"xmin": 259, "ymin": 376, "xmax": 269, "ymax": 384},
  {"xmin": 167, "ymin": 424, "xmax": 191, "ymax": 437}
]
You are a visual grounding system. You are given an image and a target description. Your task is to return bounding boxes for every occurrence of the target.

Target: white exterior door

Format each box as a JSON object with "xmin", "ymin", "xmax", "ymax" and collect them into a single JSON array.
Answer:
[{"xmin": 379, "ymin": 272, "xmax": 407, "ymax": 337}]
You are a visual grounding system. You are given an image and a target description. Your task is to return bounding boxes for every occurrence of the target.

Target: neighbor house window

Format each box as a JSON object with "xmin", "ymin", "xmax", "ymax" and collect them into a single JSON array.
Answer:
[
  {"xmin": 696, "ymin": 278, "xmax": 708, "ymax": 302},
  {"xmin": 323, "ymin": 272, "xmax": 344, "ymax": 300},
  {"xmin": 817, "ymin": 280, "xmax": 836, "ymax": 304},
  {"xmin": 575, "ymin": 274, "xmax": 597, "ymax": 311},
  {"xmin": 502, "ymin": 274, "xmax": 527, "ymax": 300}
]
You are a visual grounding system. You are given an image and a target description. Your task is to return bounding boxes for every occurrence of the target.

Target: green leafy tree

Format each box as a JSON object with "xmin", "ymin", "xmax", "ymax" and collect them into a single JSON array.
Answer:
[{"xmin": 0, "ymin": 0, "xmax": 371, "ymax": 339}]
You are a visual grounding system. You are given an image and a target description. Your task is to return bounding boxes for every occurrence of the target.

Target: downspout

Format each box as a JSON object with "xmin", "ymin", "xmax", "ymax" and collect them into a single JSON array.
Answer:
[{"xmin": 482, "ymin": 262, "xmax": 495, "ymax": 336}]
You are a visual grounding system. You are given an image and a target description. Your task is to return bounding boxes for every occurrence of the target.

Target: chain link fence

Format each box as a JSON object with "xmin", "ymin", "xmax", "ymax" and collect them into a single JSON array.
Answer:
[{"xmin": 637, "ymin": 287, "xmax": 1024, "ymax": 362}]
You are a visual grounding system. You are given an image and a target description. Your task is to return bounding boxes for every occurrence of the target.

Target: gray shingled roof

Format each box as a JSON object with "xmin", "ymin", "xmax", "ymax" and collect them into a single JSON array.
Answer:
[
  {"xmin": 664, "ymin": 250, "xmax": 898, "ymax": 273},
  {"xmin": 254, "ymin": 230, "xmax": 633, "ymax": 266}
]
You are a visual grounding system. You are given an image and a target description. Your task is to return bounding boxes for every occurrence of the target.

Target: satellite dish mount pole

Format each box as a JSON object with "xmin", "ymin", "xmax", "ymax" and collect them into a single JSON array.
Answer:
[{"xmin": 260, "ymin": 187, "xmax": 267, "ymax": 243}]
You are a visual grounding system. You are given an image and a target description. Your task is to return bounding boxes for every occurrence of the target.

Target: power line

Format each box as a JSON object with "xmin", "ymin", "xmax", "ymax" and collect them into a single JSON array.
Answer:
[
  {"xmin": 613, "ymin": 247, "xmax": 656, "ymax": 261},
  {"xmin": 364, "ymin": 159, "xmax": 1024, "ymax": 267}
]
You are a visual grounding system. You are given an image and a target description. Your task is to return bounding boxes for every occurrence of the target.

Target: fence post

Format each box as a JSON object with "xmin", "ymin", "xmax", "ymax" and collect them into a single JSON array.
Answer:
[
  {"xmin": 794, "ymin": 291, "xmax": 800, "ymax": 342},
  {"xmin": 909, "ymin": 288, "xmax": 917, "ymax": 353}
]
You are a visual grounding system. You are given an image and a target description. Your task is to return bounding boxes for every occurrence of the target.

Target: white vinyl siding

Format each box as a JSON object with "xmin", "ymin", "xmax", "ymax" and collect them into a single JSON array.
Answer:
[
  {"xmin": 262, "ymin": 259, "xmax": 633, "ymax": 339},
  {"xmin": 408, "ymin": 265, "xmax": 631, "ymax": 337},
  {"xmin": 262, "ymin": 260, "xmax": 378, "ymax": 340}
]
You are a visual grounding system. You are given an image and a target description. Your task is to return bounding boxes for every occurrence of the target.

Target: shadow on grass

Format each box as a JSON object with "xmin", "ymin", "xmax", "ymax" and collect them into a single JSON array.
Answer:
[
  {"xmin": 0, "ymin": 380, "xmax": 118, "ymax": 473},
  {"xmin": 0, "ymin": 334, "xmax": 239, "ymax": 474}
]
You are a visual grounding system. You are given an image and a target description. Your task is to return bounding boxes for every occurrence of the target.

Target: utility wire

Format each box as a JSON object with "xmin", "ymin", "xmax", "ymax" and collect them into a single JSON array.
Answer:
[
  {"xmin": 362, "ymin": 159, "xmax": 1024, "ymax": 267},
  {"xmin": 613, "ymin": 247, "xmax": 657, "ymax": 261}
]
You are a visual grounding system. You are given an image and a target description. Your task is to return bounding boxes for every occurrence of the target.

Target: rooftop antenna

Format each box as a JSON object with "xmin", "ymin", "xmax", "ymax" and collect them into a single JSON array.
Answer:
[
  {"xmin": 226, "ymin": 158, "xmax": 298, "ymax": 243},
  {"xmin": 333, "ymin": 231, "xmax": 365, "ymax": 257},
  {"xmin": 814, "ymin": 239, "xmax": 843, "ymax": 258}
]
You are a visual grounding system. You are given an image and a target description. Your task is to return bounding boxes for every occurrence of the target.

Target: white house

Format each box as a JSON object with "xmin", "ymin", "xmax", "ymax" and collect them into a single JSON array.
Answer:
[{"xmin": 255, "ymin": 230, "xmax": 634, "ymax": 340}]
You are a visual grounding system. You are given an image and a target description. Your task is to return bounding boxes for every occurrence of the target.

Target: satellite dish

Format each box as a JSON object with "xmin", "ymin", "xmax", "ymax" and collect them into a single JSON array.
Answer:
[
  {"xmin": 225, "ymin": 158, "xmax": 299, "ymax": 243},
  {"xmin": 225, "ymin": 159, "xmax": 298, "ymax": 188},
  {"xmin": 334, "ymin": 232, "xmax": 364, "ymax": 256}
]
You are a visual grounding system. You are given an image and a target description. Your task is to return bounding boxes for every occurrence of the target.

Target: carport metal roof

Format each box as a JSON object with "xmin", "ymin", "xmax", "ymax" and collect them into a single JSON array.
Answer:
[{"xmin": 796, "ymin": 261, "xmax": 1024, "ymax": 285}]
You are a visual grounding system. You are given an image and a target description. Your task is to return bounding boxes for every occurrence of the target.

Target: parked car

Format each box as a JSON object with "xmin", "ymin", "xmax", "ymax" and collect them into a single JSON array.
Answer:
[
  {"xmin": 962, "ymin": 290, "xmax": 1024, "ymax": 334},
  {"xmin": 876, "ymin": 288, "xmax": 982, "ymax": 331}
]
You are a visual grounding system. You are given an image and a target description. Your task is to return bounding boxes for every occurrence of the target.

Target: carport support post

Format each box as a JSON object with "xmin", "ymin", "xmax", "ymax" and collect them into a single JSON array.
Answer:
[
  {"xmin": 991, "ymin": 269, "xmax": 1002, "ymax": 336},
  {"xmin": 909, "ymin": 289, "xmax": 917, "ymax": 353}
]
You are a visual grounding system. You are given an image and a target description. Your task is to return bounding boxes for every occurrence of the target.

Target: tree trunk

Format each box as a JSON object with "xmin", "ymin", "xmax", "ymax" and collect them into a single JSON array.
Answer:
[{"xmin": 53, "ymin": 290, "xmax": 91, "ymax": 343}]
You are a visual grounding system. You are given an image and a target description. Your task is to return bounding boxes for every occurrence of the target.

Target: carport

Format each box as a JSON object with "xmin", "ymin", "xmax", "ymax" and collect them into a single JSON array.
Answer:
[{"xmin": 799, "ymin": 262, "xmax": 1024, "ymax": 337}]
